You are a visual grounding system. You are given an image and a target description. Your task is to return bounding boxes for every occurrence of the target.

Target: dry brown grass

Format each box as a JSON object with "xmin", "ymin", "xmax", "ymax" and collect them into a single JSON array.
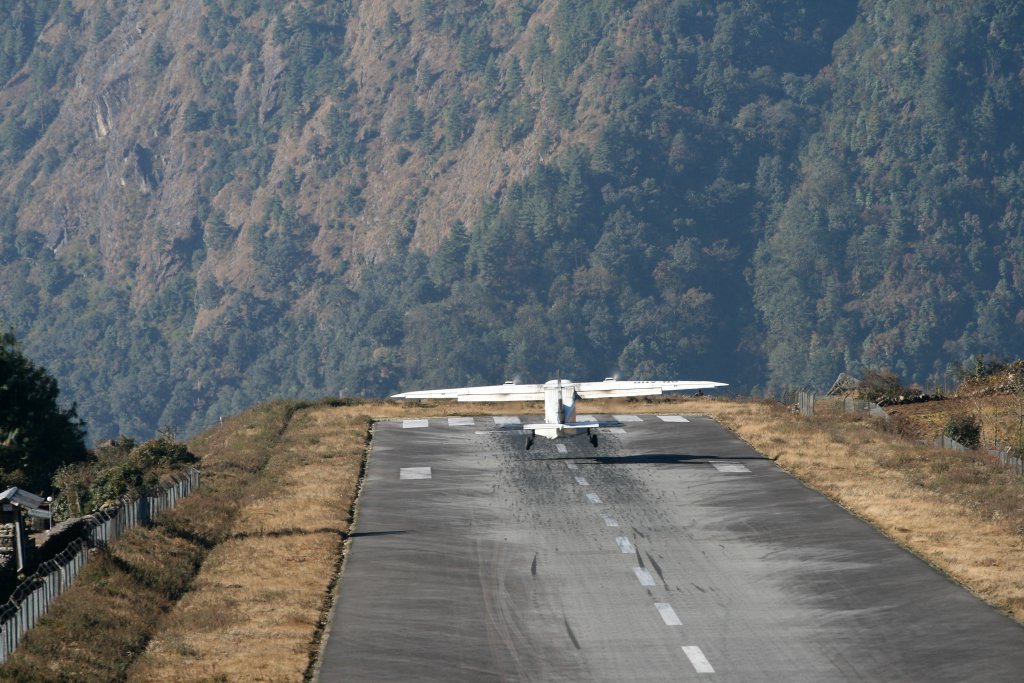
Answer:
[{"xmin": 127, "ymin": 404, "xmax": 370, "ymax": 682}]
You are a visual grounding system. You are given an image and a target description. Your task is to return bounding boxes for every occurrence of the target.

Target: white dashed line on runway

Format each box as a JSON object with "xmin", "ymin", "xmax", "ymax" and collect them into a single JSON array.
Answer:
[
  {"xmin": 574, "ymin": 476, "xmax": 589, "ymax": 486},
  {"xmin": 615, "ymin": 537, "xmax": 635, "ymax": 553},
  {"xmin": 566, "ymin": 463, "xmax": 578, "ymax": 471},
  {"xmin": 607, "ymin": 427, "xmax": 626, "ymax": 434},
  {"xmin": 655, "ymin": 603, "xmax": 682, "ymax": 626},
  {"xmin": 493, "ymin": 416, "xmax": 521, "ymax": 425},
  {"xmin": 682, "ymin": 646, "xmax": 715, "ymax": 673},
  {"xmin": 402, "ymin": 419, "xmax": 429, "ymax": 428},
  {"xmin": 713, "ymin": 462, "xmax": 751, "ymax": 473},
  {"xmin": 399, "ymin": 467, "xmax": 431, "ymax": 480},
  {"xmin": 657, "ymin": 415, "xmax": 689, "ymax": 423},
  {"xmin": 586, "ymin": 492, "xmax": 602, "ymax": 504},
  {"xmin": 556, "ymin": 444, "xmax": 567, "ymax": 453},
  {"xmin": 614, "ymin": 414, "xmax": 643, "ymax": 422},
  {"xmin": 577, "ymin": 415, "xmax": 597, "ymax": 422},
  {"xmin": 634, "ymin": 567, "xmax": 656, "ymax": 586},
  {"xmin": 601, "ymin": 512, "xmax": 620, "ymax": 527},
  {"xmin": 447, "ymin": 417, "xmax": 475, "ymax": 426}
]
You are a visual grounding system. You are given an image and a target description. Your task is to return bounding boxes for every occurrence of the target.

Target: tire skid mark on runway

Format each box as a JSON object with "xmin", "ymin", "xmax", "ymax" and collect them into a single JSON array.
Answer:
[
  {"xmin": 645, "ymin": 552, "xmax": 668, "ymax": 590},
  {"xmin": 563, "ymin": 616, "xmax": 582, "ymax": 650}
]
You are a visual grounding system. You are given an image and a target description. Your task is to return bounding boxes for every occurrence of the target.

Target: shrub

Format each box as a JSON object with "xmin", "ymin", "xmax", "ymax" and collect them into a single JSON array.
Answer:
[
  {"xmin": 944, "ymin": 413, "xmax": 981, "ymax": 449},
  {"xmin": 856, "ymin": 369, "xmax": 904, "ymax": 403}
]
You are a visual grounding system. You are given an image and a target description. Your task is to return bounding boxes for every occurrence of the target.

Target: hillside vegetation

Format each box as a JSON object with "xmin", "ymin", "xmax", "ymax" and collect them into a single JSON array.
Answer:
[{"xmin": 0, "ymin": 1, "xmax": 1021, "ymax": 440}]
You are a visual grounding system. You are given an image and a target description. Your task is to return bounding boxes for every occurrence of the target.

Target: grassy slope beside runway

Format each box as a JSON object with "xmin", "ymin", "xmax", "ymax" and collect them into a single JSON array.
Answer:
[{"xmin": 1, "ymin": 396, "xmax": 1021, "ymax": 681}]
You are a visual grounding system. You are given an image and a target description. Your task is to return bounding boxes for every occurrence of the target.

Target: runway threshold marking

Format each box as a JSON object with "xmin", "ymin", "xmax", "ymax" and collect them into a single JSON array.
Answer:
[
  {"xmin": 601, "ymin": 512, "xmax": 620, "ymax": 527},
  {"xmin": 616, "ymin": 537, "xmax": 635, "ymax": 553},
  {"xmin": 402, "ymin": 419, "xmax": 429, "ymax": 428},
  {"xmin": 556, "ymin": 444, "xmax": 567, "ymax": 453},
  {"xmin": 712, "ymin": 462, "xmax": 751, "ymax": 473},
  {"xmin": 634, "ymin": 567, "xmax": 656, "ymax": 586},
  {"xmin": 586, "ymin": 492, "xmax": 602, "ymax": 504},
  {"xmin": 399, "ymin": 467, "xmax": 432, "ymax": 480},
  {"xmin": 574, "ymin": 476, "xmax": 590, "ymax": 486},
  {"xmin": 655, "ymin": 602, "xmax": 682, "ymax": 626},
  {"xmin": 566, "ymin": 462, "xmax": 578, "ymax": 470},
  {"xmin": 614, "ymin": 414, "xmax": 643, "ymax": 422},
  {"xmin": 607, "ymin": 427, "xmax": 627, "ymax": 434},
  {"xmin": 577, "ymin": 414, "xmax": 597, "ymax": 421},
  {"xmin": 493, "ymin": 416, "xmax": 521, "ymax": 425},
  {"xmin": 681, "ymin": 646, "xmax": 715, "ymax": 673},
  {"xmin": 447, "ymin": 417, "xmax": 475, "ymax": 426},
  {"xmin": 657, "ymin": 415, "xmax": 689, "ymax": 423}
]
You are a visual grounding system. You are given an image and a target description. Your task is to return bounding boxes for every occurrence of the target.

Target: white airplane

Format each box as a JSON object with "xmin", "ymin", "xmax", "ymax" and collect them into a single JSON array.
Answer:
[{"xmin": 391, "ymin": 377, "xmax": 727, "ymax": 448}]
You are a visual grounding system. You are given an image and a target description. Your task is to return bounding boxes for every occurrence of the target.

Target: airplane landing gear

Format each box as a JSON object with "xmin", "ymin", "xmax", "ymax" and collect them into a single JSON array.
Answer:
[
  {"xmin": 588, "ymin": 428, "xmax": 598, "ymax": 448},
  {"xmin": 525, "ymin": 431, "xmax": 535, "ymax": 450}
]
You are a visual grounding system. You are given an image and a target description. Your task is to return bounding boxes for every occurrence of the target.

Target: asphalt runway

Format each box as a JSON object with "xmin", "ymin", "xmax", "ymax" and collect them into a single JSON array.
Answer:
[{"xmin": 317, "ymin": 414, "xmax": 1024, "ymax": 682}]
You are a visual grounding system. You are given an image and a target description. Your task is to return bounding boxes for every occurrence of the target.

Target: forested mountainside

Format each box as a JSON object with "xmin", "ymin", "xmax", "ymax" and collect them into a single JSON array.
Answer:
[{"xmin": 0, "ymin": 0, "xmax": 1021, "ymax": 441}]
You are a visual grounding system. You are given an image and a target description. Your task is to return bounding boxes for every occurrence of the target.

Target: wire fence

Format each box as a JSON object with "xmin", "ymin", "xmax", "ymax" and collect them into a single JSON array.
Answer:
[{"xmin": 0, "ymin": 467, "xmax": 200, "ymax": 664}]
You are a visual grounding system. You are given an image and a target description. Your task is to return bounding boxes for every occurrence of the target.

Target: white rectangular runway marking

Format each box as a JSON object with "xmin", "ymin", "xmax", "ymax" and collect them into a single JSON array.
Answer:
[
  {"xmin": 607, "ymin": 427, "xmax": 626, "ymax": 434},
  {"xmin": 656, "ymin": 603, "xmax": 682, "ymax": 626},
  {"xmin": 402, "ymin": 419, "xmax": 429, "ymax": 429},
  {"xmin": 601, "ymin": 512, "xmax": 619, "ymax": 527},
  {"xmin": 614, "ymin": 414, "xmax": 643, "ymax": 422},
  {"xmin": 493, "ymin": 416, "xmax": 521, "ymax": 425},
  {"xmin": 577, "ymin": 414, "xmax": 597, "ymax": 422},
  {"xmin": 616, "ymin": 537, "xmax": 635, "ymax": 553},
  {"xmin": 713, "ymin": 462, "xmax": 751, "ymax": 473},
  {"xmin": 586, "ymin": 492, "xmax": 602, "ymax": 504},
  {"xmin": 566, "ymin": 463, "xmax": 578, "ymax": 471},
  {"xmin": 682, "ymin": 646, "xmax": 715, "ymax": 673},
  {"xmin": 447, "ymin": 417, "xmax": 475, "ymax": 426},
  {"xmin": 555, "ymin": 444, "xmax": 567, "ymax": 453},
  {"xmin": 634, "ymin": 567, "xmax": 656, "ymax": 586},
  {"xmin": 399, "ymin": 467, "xmax": 432, "ymax": 480},
  {"xmin": 574, "ymin": 476, "xmax": 589, "ymax": 486},
  {"xmin": 657, "ymin": 415, "xmax": 689, "ymax": 423}
]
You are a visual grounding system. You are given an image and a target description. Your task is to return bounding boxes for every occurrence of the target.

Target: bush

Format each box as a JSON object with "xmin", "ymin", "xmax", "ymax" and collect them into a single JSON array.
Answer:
[
  {"xmin": 856, "ymin": 369, "xmax": 904, "ymax": 404},
  {"xmin": 52, "ymin": 437, "xmax": 197, "ymax": 517},
  {"xmin": 944, "ymin": 413, "xmax": 981, "ymax": 449}
]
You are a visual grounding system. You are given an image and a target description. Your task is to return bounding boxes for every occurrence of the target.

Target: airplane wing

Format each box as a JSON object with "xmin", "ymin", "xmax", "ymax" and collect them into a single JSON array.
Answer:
[
  {"xmin": 391, "ymin": 383, "xmax": 545, "ymax": 402},
  {"xmin": 574, "ymin": 379, "xmax": 727, "ymax": 399}
]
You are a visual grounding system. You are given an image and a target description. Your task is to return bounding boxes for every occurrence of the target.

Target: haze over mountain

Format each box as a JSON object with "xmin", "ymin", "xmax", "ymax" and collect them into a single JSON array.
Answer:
[{"xmin": 0, "ymin": 0, "xmax": 1021, "ymax": 441}]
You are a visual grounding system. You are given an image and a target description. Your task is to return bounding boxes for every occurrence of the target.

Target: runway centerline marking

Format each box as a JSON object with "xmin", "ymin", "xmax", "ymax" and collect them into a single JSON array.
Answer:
[
  {"xmin": 613, "ymin": 414, "xmax": 643, "ymax": 422},
  {"xmin": 402, "ymin": 419, "xmax": 429, "ymax": 429},
  {"xmin": 713, "ymin": 462, "xmax": 751, "ymax": 473},
  {"xmin": 655, "ymin": 602, "xmax": 682, "ymax": 626},
  {"xmin": 399, "ymin": 467, "xmax": 431, "ymax": 480},
  {"xmin": 657, "ymin": 415, "xmax": 689, "ymax": 423},
  {"xmin": 616, "ymin": 537, "xmax": 635, "ymax": 553},
  {"xmin": 574, "ymin": 476, "xmax": 590, "ymax": 486},
  {"xmin": 493, "ymin": 415, "xmax": 521, "ymax": 425},
  {"xmin": 447, "ymin": 417, "xmax": 474, "ymax": 426},
  {"xmin": 682, "ymin": 646, "xmax": 715, "ymax": 673},
  {"xmin": 634, "ymin": 567, "xmax": 656, "ymax": 586},
  {"xmin": 601, "ymin": 512, "xmax": 619, "ymax": 527},
  {"xmin": 586, "ymin": 492, "xmax": 602, "ymax": 504},
  {"xmin": 556, "ymin": 444, "xmax": 567, "ymax": 453}
]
